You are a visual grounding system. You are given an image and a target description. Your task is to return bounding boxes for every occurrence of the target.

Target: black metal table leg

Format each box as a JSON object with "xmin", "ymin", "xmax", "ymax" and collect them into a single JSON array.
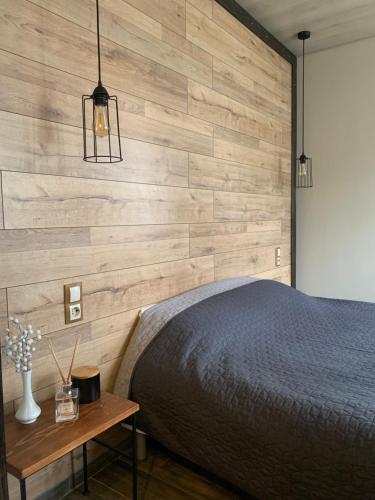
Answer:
[
  {"xmin": 20, "ymin": 479, "xmax": 26, "ymax": 500},
  {"xmin": 132, "ymin": 413, "xmax": 138, "ymax": 500},
  {"xmin": 82, "ymin": 442, "xmax": 89, "ymax": 495}
]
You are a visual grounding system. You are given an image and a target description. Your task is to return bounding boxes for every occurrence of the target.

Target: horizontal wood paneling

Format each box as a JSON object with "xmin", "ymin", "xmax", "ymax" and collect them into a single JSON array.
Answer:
[
  {"xmin": 121, "ymin": 0, "xmax": 186, "ymax": 36},
  {"xmin": 3, "ymin": 309, "xmax": 140, "ymax": 403},
  {"xmin": 0, "ymin": 112, "xmax": 191, "ymax": 186},
  {"xmin": 32, "ymin": 0, "xmax": 211, "ymax": 87},
  {"xmin": 215, "ymin": 243, "xmax": 290, "ymax": 280},
  {"xmin": 190, "ymin": 220, "xmax": 282, "ymax": 257},
  {"xmin": 3, "ymin": 172, "xmax": 213, "ymax": 228},
  {"xmin": 0, "ymin": 225, "xmax": 189, "ymax": 288},
  {"xmin": 0, "ymin": 0, "xmax": 292, "ymax": 496},
  {"xmin": 161, "ymin": 25, "xmax": 213, "ymax": 68},
  {"xmin": 189, "ymin": 153, "xmax": 290, "ymax": 196},
  {"xmin": 0, "ymin": 50, "xmax": 211, "ymax": 156},
  {"xmin": 213, "ymin": 58, "xmax": 291, "ymax": 122},
  {"xmin": 7, "ymin": 256, "xmax": 214, "ymax": 337},
  {"xmin": 188, "ymin": 0, "xmax": 213, "ymax": 18},
  {"xmin": 212, "ymin": 2, "xmax": 291, "ymax": 76},
  {"xmin": 214, "ymin": 191, "xmax": 288, "ymax": 221},
  {"xmin": 214, "ymin": 126, "xmax": 291, "ymax": 174},
  {"xmin": 0, "ymin": 0, "xmax": 187, "ymax": 111},
  {"xmin": 189, "ymin": 81, "xmax": 290, "ymax": 149},
  {"xmin": 186, "ymin": 3, "xmax": 290, "ymax": 96}
]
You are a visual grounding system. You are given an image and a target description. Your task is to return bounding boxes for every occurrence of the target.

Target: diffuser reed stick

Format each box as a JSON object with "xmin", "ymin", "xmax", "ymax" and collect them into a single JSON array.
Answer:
[
  {"xmin": 48, "ymin": 335, "xmax": 81, "ymax": 384},
  {"xmin": 48, "ymin": 338, "xmax": 67, "ymax": 384},
  {"xmin": 67, "ymin": 335, "xmax": 80, "ymax": 383}
]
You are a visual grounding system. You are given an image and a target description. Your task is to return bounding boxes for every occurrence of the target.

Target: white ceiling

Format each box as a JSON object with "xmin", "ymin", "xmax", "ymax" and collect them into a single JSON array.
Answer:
[{"xmin": 236, "ymin": 0, "xmax": 375, "ymax": 55}]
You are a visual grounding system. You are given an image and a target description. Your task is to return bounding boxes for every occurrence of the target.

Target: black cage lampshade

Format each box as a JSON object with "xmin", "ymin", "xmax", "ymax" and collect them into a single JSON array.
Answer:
[
  {"xmin": 296, "ymin": 153, "xmax": 312, "ymax": 188},
  {"xmin": 296, "ymin": 30, "xmax": 312, "ymax": 188},
  {"xmin": 82, "ymin": 0, "xmax": 123, "ymax": 163},
  {"xmin": 82, "ymin": 85, "xmax": 122, "ymax": 163}
]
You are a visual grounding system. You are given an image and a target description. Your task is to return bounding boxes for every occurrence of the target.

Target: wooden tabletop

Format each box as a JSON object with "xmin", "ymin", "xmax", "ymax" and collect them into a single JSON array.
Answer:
[{"xmin": 5, "ymin": 391, "xmax": 139, "ymax": 479}]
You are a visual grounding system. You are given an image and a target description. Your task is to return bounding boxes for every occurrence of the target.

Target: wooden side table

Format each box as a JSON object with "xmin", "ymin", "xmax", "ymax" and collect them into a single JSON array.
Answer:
[{"xmin": 5, "ymin": 392, "xmax": 139, "ymax": 500}]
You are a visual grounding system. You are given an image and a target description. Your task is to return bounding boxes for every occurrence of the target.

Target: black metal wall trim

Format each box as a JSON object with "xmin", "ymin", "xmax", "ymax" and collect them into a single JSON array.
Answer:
[
  {"xmin": 0, "ymin": 346, "xmax": 9, "ymax": 500},
  {"xmin": 215, "ymin": 0, "xmax": 297, "ymax": 288}
]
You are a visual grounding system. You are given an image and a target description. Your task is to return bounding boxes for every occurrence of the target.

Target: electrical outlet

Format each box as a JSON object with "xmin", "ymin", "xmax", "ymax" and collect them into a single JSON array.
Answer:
[
  {"xmin": 64, "ymin": 282, "xmax": 83, "ymax": 324},
  {"xmin": 69, "ymin": 303, "xmax": 81, "ymax": 321}
]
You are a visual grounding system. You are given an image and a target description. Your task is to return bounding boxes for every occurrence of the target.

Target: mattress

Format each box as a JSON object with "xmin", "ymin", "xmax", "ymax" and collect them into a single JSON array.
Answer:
[{"xmin": 114, "ymin": 279, "xmax": 375, "ymax": 499}]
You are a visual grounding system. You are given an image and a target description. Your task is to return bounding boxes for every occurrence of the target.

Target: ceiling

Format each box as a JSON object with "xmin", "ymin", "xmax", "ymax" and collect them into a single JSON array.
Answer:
[{"xmin": 236, "ymin": 0, "xmax": 375, "ymax": 55}]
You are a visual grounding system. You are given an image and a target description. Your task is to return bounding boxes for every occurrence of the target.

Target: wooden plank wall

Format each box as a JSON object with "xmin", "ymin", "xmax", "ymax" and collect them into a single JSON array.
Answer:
[{"xmin": 0, "ymin": 0, "xmax": 292, "ymax": 496}]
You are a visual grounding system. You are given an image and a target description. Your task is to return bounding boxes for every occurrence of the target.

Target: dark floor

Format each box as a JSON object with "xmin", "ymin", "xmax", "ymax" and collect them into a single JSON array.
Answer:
[{"xmin": 63, "ymin": 441, "xmax": 246, "ymax": 499}]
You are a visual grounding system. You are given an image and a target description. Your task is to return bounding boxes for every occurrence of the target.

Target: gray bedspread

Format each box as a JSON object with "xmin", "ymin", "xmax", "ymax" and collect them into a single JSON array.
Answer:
[{"xmin": 130, "ymin": 280, "xmax": 375, "ymax": 499}]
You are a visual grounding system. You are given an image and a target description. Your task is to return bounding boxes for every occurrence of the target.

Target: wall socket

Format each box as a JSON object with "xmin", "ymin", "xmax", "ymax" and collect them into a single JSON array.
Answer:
[
  {"xmin": 275, "ymin": 247, "xmax": 281, "ymax": 267},
  {"xmin": 64, "ymin": 282, "xmax": 83, "ymax": 324}
]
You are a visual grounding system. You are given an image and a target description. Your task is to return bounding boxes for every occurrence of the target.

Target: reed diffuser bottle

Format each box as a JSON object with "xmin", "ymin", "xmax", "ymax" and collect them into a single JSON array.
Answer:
[{"xmin": 48, "ymin": 335, "xmax": 81, "ymax": 422}]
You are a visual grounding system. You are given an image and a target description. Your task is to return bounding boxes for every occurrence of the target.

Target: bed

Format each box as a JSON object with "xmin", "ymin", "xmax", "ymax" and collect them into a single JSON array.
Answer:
[{"xmin": 114, "ymin": 278, "xmax": 375, "ymax": 499}]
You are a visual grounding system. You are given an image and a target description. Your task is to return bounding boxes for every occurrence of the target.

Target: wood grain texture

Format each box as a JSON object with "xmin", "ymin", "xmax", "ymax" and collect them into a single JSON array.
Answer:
[
  {"xmin": 186, "ymin": 3, "xmax": 290, "ymax": 96},
  {"xmin": 213, "ymin": 58, "xmax": 291, "ymax": 123},
  {"xmin": 190, "ymin": 220, "xmax": 282, "ymax": 257},
  {"xmin": 214, "ymin": 191, "xmax": 288, "ymax": 222},
  {"xmin": 188, "ymin": 0, "xmax": 213, "ymax": 18},
  {"xmin": 0, "ymin": 0, "xmax": 187, "ymax": 112},
  {"xmin": 0, "ymin": 112, "xmax": 191, "ymax": 187},
  {"xmin": 189, "ymin": 153, "xmax": 290, "ymax": 196},
  {"xmin": 3, "ymin": 315, "xmax": 136, "ymax": 403},
  {"xmin": 3, "ymin": 172, "xmax": 213, "ymax": 228},
  {"xmin": 215, "ymin": 243, "xmax": 290, "ymax": 280},
  {"xmin": 212, "ymin": 2, "xmax": 291, "ymax": 76},
  {"xmin": 0, "ymin": 0, "xmax": 292, "ymax": 496},
  {"xmin": 161, "ymin": 25, "xmax": 213, "ymax": 68},
  {"xmin": 6, "ymin": 256, "xmax": 214, "ymax": 337},
  {"xmin": 32, "ymin": 0, "xmax": 211, "ymax": 87},
  {"xmin": 121, "ymin": 0, "xmax": 186, "ymax": 36},
  {"xmin": 6, "ymin": 392, "xmax": 139, "ymax": 479},
  {"xmin": 214, "ymin": 126, "xmax": 291, "ymax": 174},
  {"xmin": 0, "ymin": 225, "xmax": 189, "ymax": 287},
  {"xmin": 0, "ymin": 50, "xmax": 212, "ymax": 156},
  {"xmin": 189, "ymin": 81, "xmax": 290, "ymax": 149}
]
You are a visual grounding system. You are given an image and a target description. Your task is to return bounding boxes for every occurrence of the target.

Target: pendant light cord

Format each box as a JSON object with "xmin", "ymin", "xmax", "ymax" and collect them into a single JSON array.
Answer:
[
  {"xmin": 302, "ymin": 37, "xmax": 305, "ymax": 155},
  {"xmin": 96, "ymin": 0, "xmax": 102, "ymax": 85}
]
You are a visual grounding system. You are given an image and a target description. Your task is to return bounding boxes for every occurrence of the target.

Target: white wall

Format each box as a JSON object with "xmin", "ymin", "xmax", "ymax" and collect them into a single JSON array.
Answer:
[{"xmin": 297, "ymin": 37, "xmax": 375, "ymax": 302}]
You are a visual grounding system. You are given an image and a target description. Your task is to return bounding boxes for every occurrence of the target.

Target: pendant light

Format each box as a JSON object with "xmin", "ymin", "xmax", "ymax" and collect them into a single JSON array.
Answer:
[
  {"xmin": 82, "ymin": 0, "xmax": 122, "ymax": 163},
  {"xmin": 296, "ymin": 30, "xmax": 312, "ymax": 188}
]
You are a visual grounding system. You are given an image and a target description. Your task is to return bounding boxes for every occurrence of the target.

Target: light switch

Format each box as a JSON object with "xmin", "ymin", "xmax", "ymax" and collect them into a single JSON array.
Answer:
[
  {"xmin": 275, "ymin": 247, "xmax": 281, "ymax": 267},
  {"xmin": 64, "ymin": 282, "xmax": 83, "ymax": 324},
  {"xmin": 70, "ymin": 285, "xmax": 81, "ymax": 303}
]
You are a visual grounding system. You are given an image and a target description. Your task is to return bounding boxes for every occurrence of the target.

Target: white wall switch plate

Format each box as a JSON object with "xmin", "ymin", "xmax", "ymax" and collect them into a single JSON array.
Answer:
[
  {"xmin": 275, "ymin": 247, "xmax": 281, "ymax": 267},
  {"xmin": 64, "ymin": 282, "xmax": 83, "ymax": 324},
  {"xmin": 69, "ymin": 285, "xmax": 81, "ymax": 303}
]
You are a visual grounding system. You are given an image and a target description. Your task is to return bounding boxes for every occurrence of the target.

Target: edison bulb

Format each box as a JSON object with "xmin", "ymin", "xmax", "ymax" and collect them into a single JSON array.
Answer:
[
  {"xmin": 93, "ymin": 104, "xmax": 109, "ymax": 137},
  {"xmin": 298, "ymin": 162, "xmax": 307, "ymax": 177}
]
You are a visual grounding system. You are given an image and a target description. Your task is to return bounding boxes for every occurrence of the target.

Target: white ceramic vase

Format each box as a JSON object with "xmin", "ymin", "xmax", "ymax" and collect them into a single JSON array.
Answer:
[{"xmin": 15, "ymin": 370, "xmax": 41, "ymax": 424}]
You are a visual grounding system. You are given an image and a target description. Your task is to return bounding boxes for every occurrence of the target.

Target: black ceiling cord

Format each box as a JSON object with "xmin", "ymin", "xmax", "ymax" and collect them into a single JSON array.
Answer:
[
  {"xmin": 81, "ymin": 0, "xmax": 123, "ymax": 163},
  {"xmin": 297, "ymin": 30, "xmax": 313, "ymax": 188}
]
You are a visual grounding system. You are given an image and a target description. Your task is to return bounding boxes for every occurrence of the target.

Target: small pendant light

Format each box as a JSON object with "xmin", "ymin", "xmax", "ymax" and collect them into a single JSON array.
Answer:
[
  {"xmin": 82, "ymin": 0, "xmax": 123, "ymax": 163},
  {"xmin": 296, "ymin": 30, "xmax": 312, "ymax": 188}
]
